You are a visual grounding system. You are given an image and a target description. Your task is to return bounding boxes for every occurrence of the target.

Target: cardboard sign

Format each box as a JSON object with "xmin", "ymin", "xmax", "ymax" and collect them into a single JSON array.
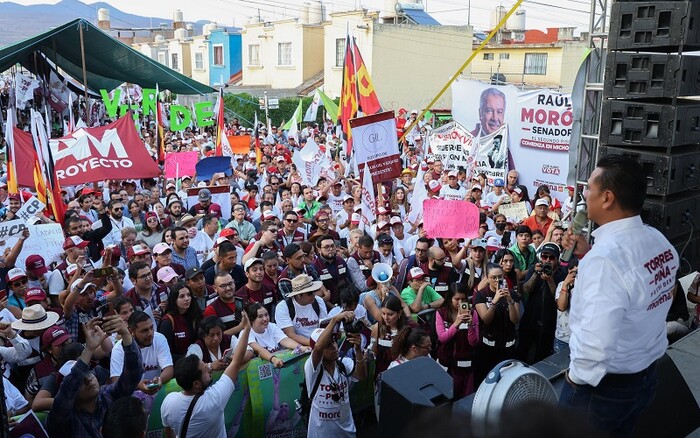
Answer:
[
  {"xmin": 186, "ymin": 185, "xmax": 232, "ymax": 221},
  {"xmin": 164, "ymin": 151, "xmax": 199, "ymax": 179},
  {"xmin": 15, "ymin": 196, "xmax": 46, "ymax": 222},
  {"xmin": 498, "ymin": 201, "xmax": 530, "ymax": 222},
  {"xmin": 0, "ymin": 219, "xmax": 28, "ymax": 241},
  {"xmin": 0, "ymin": 224, "xmax": 65, "ymax": 268},
  {"xmin": 423, "ymin": 199, "xmax": 480, "ymax": 239}
]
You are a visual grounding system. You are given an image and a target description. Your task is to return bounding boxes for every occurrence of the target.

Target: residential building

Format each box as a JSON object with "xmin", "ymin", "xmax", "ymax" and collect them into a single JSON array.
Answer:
[
  {"xmin": 209, "ymin": 28, "xmax": 243, "ymax": 87},
  {"xmin": 323, "ymin": 10, "xmax": 473, "ymax": 112},
  {"xmin": 469, "ymin": 27, "xmax": 589, "ymax": 91},
  {"xmin": 241, "ymin": 17, "xmax": 325, "ymax": 89}
]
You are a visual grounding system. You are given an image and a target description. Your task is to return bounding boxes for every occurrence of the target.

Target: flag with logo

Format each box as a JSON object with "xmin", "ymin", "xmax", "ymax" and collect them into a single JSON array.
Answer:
[
  {"xmin": 30, "ymin": 109, "xmax": 65, "ymax": 223},
  {"xmin": 352, "ymin": 37, "xmax": 382, "ymax": 116},
  {"xmin": 155, "ymin": 85, "xmax": 167, "ymax": 164},
  {"xmin": 214, "ymin": 88, "xmax": 233, "ymax": 157},
  {"xmin": 303, "ymin": 89, "xmax": 321, "ymax": 122},
  {"xmin": 338, "ymin": 34, "xmax": 358, "ymax": 156},
  {"xmin": 14, "ymin": 73, "xmax": 40, "ymax": 107},
  {"xmin": 360, "ymin": 163, "xmax": 376, "ymax": 230}
]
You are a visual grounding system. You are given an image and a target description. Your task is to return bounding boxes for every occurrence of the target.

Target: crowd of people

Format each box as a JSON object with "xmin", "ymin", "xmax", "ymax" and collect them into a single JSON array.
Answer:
[{"xmin": 0, "ymin": 101, "xmax": 695, "ymax": 438}]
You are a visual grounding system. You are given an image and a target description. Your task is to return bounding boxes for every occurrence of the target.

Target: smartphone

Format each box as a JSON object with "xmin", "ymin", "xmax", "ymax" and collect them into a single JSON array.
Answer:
[
  {"xmin": 96, "ymin": 302, "xmax": 116, "ymax": 319},
  {"xmin": 459, "ymin": 302, "xmax": 469, "ymax": 312},
  {"xmin": 0, "ymin": 290, "xmax": 6, "ymax": 301},
  {"xmin": 93, "ymin": 267, "xmax": 115, "ymax": 278},
  {"xmin": 223, "ymin": 348, "xmax": 233, "ymax": 361},
  {"xmin": 499, "ymin": 279, "xmax": 507, "ymax": 290},
  {"xmin": 159, "ymin": 291, "xmax": 168, "ymax": 303}
]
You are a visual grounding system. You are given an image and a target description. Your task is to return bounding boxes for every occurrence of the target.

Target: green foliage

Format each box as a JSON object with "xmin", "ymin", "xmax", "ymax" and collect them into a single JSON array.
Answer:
[{"xmin": 222, "ymin": 92, "xmax": 338, "ymax": 128}]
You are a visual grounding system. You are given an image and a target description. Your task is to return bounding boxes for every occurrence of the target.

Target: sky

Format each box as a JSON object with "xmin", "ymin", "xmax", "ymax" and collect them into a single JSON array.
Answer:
[{"xmin": 5, "ymin": 0, "xmax": 593, "ymax": 32}]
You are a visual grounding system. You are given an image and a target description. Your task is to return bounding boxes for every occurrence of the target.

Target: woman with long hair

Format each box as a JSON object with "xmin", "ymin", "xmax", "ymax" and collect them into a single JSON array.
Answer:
[
  {"xmin": 388, "ymin": 326, "xmax": 431, "ymax": 368},
  {"xmin": 473, "ymin": 263, "xmax": 520, "ymax": 387},
  {"xmin": 246, "ymin": 303, "xmax": 308, "ymax": 368},
  {"xmin": 493, "ymin": 249, "xmax": 520, "ymax": 297},
  {"xmin": 128, "ymin": 200, "xmax": 145, "ymax": 232},
  {"xmin": 465, "ymin": 241, "xmax": 490, "ymax": 293},
  {"xmin": 157, "ymin": 282, "xmax": 202, "ymax": 361},
  {"xmin": 162, "ymin": 226, "xmax": 175, "ymax": 245},
  {"xmin": 371, "ymin": 295, "xmax": 409, "ymax": 375},
  {"xmin": 136, "ymin": 211, "xmax": 164, "ymax": 249},
  {"xmin": 390, "ymin": 187, "xmax": 410, "ymax": 219},
  {"xmin": 363, "ymin": 281, "xmax": 410, "ymax": 325},
  {"xmin": 510, "ymin": 185, "xmax": 533, "ymax": 215},
  {"xmin": 289, "ymin": 182, "xmax": 302, "ymax": 207},
  {"xmin": 436, "ymin": 283, "xmax": 478, "ymax": 397}
]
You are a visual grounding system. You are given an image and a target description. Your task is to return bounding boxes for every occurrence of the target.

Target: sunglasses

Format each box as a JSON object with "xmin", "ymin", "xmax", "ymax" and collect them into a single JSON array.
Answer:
[
  {"xmin": 11, "ymin": 278, "xmax": 28, "ymax": 287},
  {"xmin": 540, "ymin": 254, "xmax": 556, "ymax": 261}
]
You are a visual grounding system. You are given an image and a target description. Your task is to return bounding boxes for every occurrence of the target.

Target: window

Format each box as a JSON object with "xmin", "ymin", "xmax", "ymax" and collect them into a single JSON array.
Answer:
[
  {"xmin": 213, "ymin": 45, "xmax": 224, "ymax": 66},
  {"xmin": 195, "ymin": 52, "xmax": 204, "ymax": 70},
  {"xmin": 157, "ymin": 52, "xmax": 166, "ymax": 65},
  {"xmin": 335, "ymin": 38, "xmax": 346, "ymax": 68},
  {"xmin": 171, "ymin": 53, "xmax": 179, "ymax": 70},
  {"xmin": 278, "ymin": 42, "xmax": 292, "ymax": 66},
  {"xmin": 248, "ymin": 44, "xmax": 260, "ymax": 66},
  {"xmin": 524, "ymin": 53, "xmax": 548, "ymax": 75},
  {"xmin": 499, "ymin": 53, "xmax": 510, "ymax": 60},
  {"xmin": 483, "ymin": 53, "xmax": 494, "ymax": 60}
]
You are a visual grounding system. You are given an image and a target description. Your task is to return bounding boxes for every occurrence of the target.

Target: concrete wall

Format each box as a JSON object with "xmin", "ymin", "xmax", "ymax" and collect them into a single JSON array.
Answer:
[{"xmin": 209, "ymin": 30, "xmax": 243, "ymax": 86}]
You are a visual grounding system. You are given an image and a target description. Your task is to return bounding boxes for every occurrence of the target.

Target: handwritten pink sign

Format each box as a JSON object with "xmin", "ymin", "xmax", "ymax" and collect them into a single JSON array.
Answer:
[
  {"xmin": 423, "ymin": 199, "xmax": 480, "ymax": 239},
  {"xmin": 164, "ymin": 151, "xmax": 199, "ymax": 179}
]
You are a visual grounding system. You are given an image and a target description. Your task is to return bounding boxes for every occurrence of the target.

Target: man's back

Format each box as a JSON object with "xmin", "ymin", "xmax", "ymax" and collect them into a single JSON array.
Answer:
[{"xmin": 161, "ymin": 374, "xmax": 236, "ymax": 438}]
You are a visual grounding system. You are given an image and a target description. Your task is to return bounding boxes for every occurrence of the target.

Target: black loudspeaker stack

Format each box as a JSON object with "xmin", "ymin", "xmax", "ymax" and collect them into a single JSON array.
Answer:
[{"xmin": 599, "ymin": 0, "xmax": 700, "ymax": 273}]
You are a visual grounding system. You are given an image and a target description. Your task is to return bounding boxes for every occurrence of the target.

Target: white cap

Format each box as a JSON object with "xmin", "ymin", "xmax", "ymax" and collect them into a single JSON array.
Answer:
[{"xmin": 535, "ymin": 198, "xmax": 550, "ymax": 207}]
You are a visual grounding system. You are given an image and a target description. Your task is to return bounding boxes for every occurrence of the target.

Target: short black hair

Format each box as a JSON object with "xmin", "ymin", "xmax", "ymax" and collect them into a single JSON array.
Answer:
[
  {"xmin": 127, "ymin": 310, "xmax": 150, "ymax": 330},
  {"xmin": 358, "ymin": 235, "xmax": 374, "ymax": 249},
  {"xmin": 218, "ymin": 241, "xmax": 237, "ymax": 257},
  {"xmin": 198, "ymin": 316, "xmax": 225, "ymax": 339},
  {"xmin": 102, "ymin": 396, "xmax": 147, "ymax": 438},
  {"xmin": 174, "ymin": 354, "xmax": 202, "ymax": 391},
  {"xmin": 595, "ymin": 155, "xmax": 646, "ymax": 213},
  {"xmin": 128, "ymin": 261, "xmax": 150, "ymax": 280},
  {"xmin": 515, "ymin": 225, "xmax": 532, "ymax": 237},
  {"xmin": 283, "ymin": 243, "xmax": 301, "ymax": 259}
]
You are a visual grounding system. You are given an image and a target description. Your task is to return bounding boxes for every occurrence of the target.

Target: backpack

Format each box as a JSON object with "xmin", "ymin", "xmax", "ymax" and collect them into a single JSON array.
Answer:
[
  {"xmin": 297, "ymin": 359, "xmax": 348, "ymax": 424},
  {"xmin": 285, "ymin": 297, "xmax": 321, "ymax": 321}
]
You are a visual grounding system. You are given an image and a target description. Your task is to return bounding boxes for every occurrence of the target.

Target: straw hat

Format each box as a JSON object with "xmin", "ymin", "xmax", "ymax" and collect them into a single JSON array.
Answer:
[
  {"xmin": 286, "ymin": 274, "xmax": 322, "ymax": 298},
  {"xmin": 11, "ymin": 305, "xmax": 59, "ymax": 331}
]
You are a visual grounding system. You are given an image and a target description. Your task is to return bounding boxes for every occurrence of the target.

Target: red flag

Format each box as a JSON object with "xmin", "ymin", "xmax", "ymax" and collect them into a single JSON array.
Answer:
[
  {"xmin": 352, "ymin": 37, "xmax": 382, "ymax": 116},
  {"xmin": 338, "ymin": 34, "xmax": 358, "ymax": 156},
  {"xmin": 155, "ymin": 86, "xmax": 166, "ymax": 164},
  {"xmin": 215, "ymin": 88, "xmax": 226, "ymax": 156},
  {"xmin": 30, "ymin": 109, "xmax": 66, "ymax": 224}
]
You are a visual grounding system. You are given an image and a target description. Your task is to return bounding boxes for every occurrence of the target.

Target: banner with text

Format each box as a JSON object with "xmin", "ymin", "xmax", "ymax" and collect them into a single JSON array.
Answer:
[
  {"xmin": 469, "ymin": 124, "xmax": 509, "ymax": 182},
  {"xmin": 427, "ymin": 121, "xmax": 474, "ymax": 171},
  {"xmin": 164, "ymin": 151, "xmax": 199, "ymax": 179},
  {"xmin": 0, "ymin": 223, "xmax": 64, "ymax": 268},
  {"xmin": 350, "ymin": 111, "xmax": 401, "ymax": 183},
  {"xmin": 451, "ymin": 80, "xmax": 572, "ymax": 202}
]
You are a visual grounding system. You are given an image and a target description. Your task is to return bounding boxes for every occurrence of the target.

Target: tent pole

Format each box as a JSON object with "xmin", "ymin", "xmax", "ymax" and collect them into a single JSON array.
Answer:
[{"xmin": 78, "ymin": 21, "xmax": 90, "ymax": 126}]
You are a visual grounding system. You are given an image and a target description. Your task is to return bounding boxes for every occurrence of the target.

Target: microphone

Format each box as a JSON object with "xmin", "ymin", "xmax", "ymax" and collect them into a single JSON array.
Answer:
[{"xmin": 560, "ymin": 209, "xmax": 588, "ymax": 264}]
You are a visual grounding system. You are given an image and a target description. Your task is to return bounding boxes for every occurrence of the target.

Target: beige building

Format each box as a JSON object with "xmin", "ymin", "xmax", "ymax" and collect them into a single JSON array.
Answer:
[
  {"xmin": 167, "ymin": 36, "xmax": 193, "ymax": 78},
  {"xmin": 323, "ymin": 10, "xmax": 472, "ymax": 112},
  {"xmin": 469, "ymin": 28, "xmax": 589, "ymax": 91},
  {"xmin": 190, "ymin": 34, "xmax": 210, "ymax": 85},
  {"xmin": 241, "ymin": 18, "xmax": 325, "ymax": 89}
]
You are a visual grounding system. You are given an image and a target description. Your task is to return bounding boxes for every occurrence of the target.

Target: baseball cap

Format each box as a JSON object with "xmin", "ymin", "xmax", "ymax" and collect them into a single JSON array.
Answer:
[
  {"xmin": 157, "ymin": 266, "xmax": 178, "ymax": 283},
  {"xmin": 41, "ymin": 325, "xmax": 71, "ymax": 347},
  {"xmin": 243, "ymin": 258, "xmax": 263, "ymax": 272},
  {"xmin": 262, "ymin": 210, "xmax": 276, "ymax": 221},
  {"xmin": 513, "ymin": 187, "xmax": 523, "ymax": 195},
  {"xmin": 276, "ymin": 156, "xmax": 286, "ymax": 162},
  {"xmin": 428, "ymin": 180, "xmax": 441, "ymax": 192},
  {"xmin": 6, "ymin": 268, "xmax": 26, "ymax": 283},
  {"xmin": 25, "ymin": 288, "xmax": 47, "ymax": 304},
  {"xmin": 535, "ymin": 198, "xmax": 550, "ymax": 207},
  {"xmin": 309, "ymin": 328, "xmax": 326, "ymax": 349},
  {"xmin": 493, "ymin": 178, "xmax": 505, "ymax": 187},
  {"xmin": 471, "ymin": 184, "xmax": 483, "ymax": 192},
  {"xmin": 185, "ymin": 267, "xmax": 204, "ymax": 280},
  {"xmin": 390, "ymin": 216, "xmax": 402, "ymax": 226},
  {"xmin": 25, "ymin": 255, "xmax": 48, "ymax": 276},
  {"xmin": 220, "ymin": 228, "xmax": 238, "ymax": 239},
  {"xmin": 314, "ymin": 211, "xmax": 329, "ymax": 221},
  {"xmin": 407, "ymin": 267, "xmax": 425, "ymax": 281},
  {"xmin": 127, "ymin": 244, "xmax": 150, "ymax": 258},
  {"xmin": 471, "ymin": 238, "xmax": 488, "ymax": 249},
  {"xmin": 377, "ymin": 206, "xmax": 389, "ymax": 215},
  {"xmin": 427, "ymin": 156, "xmax": 435, "ymax": 164},
  {"xmin": 153, "ymin": 243, "xmax": 172, "ymax": 256},
  {"xmin": 198, "ymin": 188, "xmax": 212, "ymax": 201},
  {"xmin": 377, "ymin": 220, "xmax": 389, "ymax": 230},
  {"xmin": 70, "ymin": 279, "xmax": 97, "ymax": 295},
  {"xmin": 447, "ymin": 170, "xmax": 458, "ymax": 178},
  {"xmin": 486, "ymin": 236, "xmax": 502, "ymax": 252},
  {"xmin": 63, "ymin": 236, "xmax": 89, "ymax": 250},
  {"xmin": 343, "ymin": 194, "xmax": 353, "ymax": 203},
  {"xmin": 101, "ymin": 245, "xmax": 121, "ymax": 260},
  {"xmin": 166, "ymin": 182, "xmax": 176, "ymax": 190},
  {"xmin": 351, "ymin": 213, "xmax": 361, "ymax": 224},
  {"xmin": 539, "ymin": 242, "xmax": 561, "ymax": 258}
]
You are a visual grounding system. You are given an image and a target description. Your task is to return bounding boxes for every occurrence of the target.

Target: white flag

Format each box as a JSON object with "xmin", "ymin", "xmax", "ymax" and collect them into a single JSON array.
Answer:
[
  {"xmin": 14, "ymin": 73, "xmax": 40, "ymax": 107},
  {"xmin": 360, "ymin": 164, "xmax": 376, "ymax": 230},
  {"xmin": 407, "ymin": 165, "xmax": 428, "ymax": 225},
  {"xmin": 303, "ymin": 89, "xmax": 321, "ymax": 122}
]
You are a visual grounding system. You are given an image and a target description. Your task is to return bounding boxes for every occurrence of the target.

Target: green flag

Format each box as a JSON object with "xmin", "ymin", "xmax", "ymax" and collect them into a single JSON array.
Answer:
[
  {"xmin": 318, "ymin": 89, "xmax": 339, "ymax": 122},
  {"xmin": 282, "ymin": 99, "xmax": 303, "ymax": 130}
]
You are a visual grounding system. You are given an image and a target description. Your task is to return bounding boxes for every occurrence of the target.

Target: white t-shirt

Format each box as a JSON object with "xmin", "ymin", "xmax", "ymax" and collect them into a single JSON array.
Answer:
[
  {"xmin": 110, "ymin": 332, "xmax": 173, "ymax": 381},
  {"xmin": 439, "ymin": 185, "xmax": 467, "ymax": 201},
  {"xmin": 326, "ymin": 193, "xmax": 345, "ymax": 215},
  {"xmin": 274, "ymin": 297, "xmax": 328, "ymax": 339},
  {"xmin": 190, "ymin": 231, "xmax": 214, "ymax": 266},
  {"xmin": 249, "ymin": 322, "xmax": 288, "ymax": 352},
  {"xmin": 3, "ymin": 377, "xmax": 28, "ymax": 412},
  {"xmin": 305, "ymin": 357, "xmax": 356, "ymax": 438},
  {"xmin": 161, "ymin": 374, "xmax": 235, "ymax": 438},
  {"xmin": 484, "ymin": 190, "xmax": 507, "ymax": 207},
  {"xmin": 186, "ymin": 335, "xmax": 250, "ymax": 360}
]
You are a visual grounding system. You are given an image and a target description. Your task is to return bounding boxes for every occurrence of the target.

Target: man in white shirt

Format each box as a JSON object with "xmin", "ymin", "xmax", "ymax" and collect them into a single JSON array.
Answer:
[
  {"xmin": 439, "ymin": 170, "xmax": 468, "ymax": 201},
  {"xmin": 560, "ymin": 155, "xmax": 679, "ymax": 436},
  {"xmin": 483, "ymin": 177, "xmax": 508, "ymax": 209},
  {"xmin": 304, "ymin": 311, "xmax": 366, "ymax": 438},
  {"xmin": 274, "ymin": 274, "xmax": 328, "ymax": 346},
  {"xmin": 110, "ymin": 311, "xmax": 173, "ymax": 395},
  {"xmin": 161, "ymin": 313, "xmax": 251, "ymax": 438},
  {"xmin": 100, "ymin": 199, "xmax": 135, "ymax": 247},
  {"xmin": 189, "ymin": 214, "xmax": 218, "ymax": 265}
]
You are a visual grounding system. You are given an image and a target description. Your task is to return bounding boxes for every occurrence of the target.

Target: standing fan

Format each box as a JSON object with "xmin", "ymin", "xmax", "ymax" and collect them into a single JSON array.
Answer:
[{"xmin": 471, "ymin": 360, "xmax": 557, "ymax": 437}]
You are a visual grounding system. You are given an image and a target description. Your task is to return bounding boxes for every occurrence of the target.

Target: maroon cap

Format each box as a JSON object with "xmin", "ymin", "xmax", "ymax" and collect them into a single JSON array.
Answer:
[
  {"xmin": 63, "ymin": 236, "xmax": 89, "ymax": 250},
  {"xmin": 25, "ymin": 255, "xmax": 48, "ymax": 276},
  {"xmin": 41, "ymin": 325, "xmax": 71, "ymax": 348},
  {"xmin": 24, "ymin": 288, "xmax": 47, "ymax": 304}
]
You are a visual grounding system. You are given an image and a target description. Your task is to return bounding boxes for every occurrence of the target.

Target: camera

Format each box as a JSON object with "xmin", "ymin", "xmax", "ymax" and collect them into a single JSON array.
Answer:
[
  {"xmin": 541, "ymin": 263, "xmax": 554, "ymax": 275},
  {"xmin": 343, "ymin": 319, "xmax": 366, "ymax": 334}
]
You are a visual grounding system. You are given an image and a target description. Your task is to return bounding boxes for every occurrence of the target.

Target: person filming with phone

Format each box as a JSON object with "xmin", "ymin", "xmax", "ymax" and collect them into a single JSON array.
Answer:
[{"xmin": 517, "ymin": 242, "xmax": 567, "ymax": 364}]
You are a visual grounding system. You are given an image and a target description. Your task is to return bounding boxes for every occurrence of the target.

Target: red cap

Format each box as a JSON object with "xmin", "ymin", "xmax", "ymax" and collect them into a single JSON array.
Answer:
[
  {"xmin": 220, "ymin": 228, "xmax": 238, "ymax": 238},
  {"xmin": 63, "ymin": 236, "xmax": 89, "ymax": 250},
  {"xmin": 41, "ymin": 325, "xmax": 71, "ymax": 347},
  {"xmin": 25, "ymin": 255, "xmax": 48, "ymax": 276},
  {"xmin": 24, "ymin": 287, "xmax": 47, "ymax": 304}
]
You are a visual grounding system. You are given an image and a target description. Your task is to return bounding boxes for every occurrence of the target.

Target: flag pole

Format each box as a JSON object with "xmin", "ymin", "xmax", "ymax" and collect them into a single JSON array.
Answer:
[{"xmin": 78, "ymin": 20, "xmax": 91, "ymax": 126}]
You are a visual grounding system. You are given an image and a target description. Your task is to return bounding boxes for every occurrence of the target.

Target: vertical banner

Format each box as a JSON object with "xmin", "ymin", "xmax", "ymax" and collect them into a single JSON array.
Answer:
[
  {"xmin": 349, "ymin": 111, "xmax": 401, "ymax": 183},
  {"xmin": 470, "ymin": 124, "xmax": 509, "ymax": 183},
  {"xmin": 427, "ymin": 121, "xmax": 475, "ymax": 171},
  {"xmin": 451, "ymin": 80, "xmax": 572, "ymax": 203}
]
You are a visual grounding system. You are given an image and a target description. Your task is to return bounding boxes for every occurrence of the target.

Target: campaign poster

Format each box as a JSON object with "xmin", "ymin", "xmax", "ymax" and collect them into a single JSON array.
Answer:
[
  {"xmin": 470, "ymin": 124, "xmax": 509, "ymax": 182},
  {"xmin": 350, "ymin": 111, "xmax": 401, "ymax": 183},
  {"xmin": 451, "ymin": 80, "xmax": 572, "ymax": 203},
  {"xmin": 427, "ymin": 121, "xmax": 474, "ymax": 171}
]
